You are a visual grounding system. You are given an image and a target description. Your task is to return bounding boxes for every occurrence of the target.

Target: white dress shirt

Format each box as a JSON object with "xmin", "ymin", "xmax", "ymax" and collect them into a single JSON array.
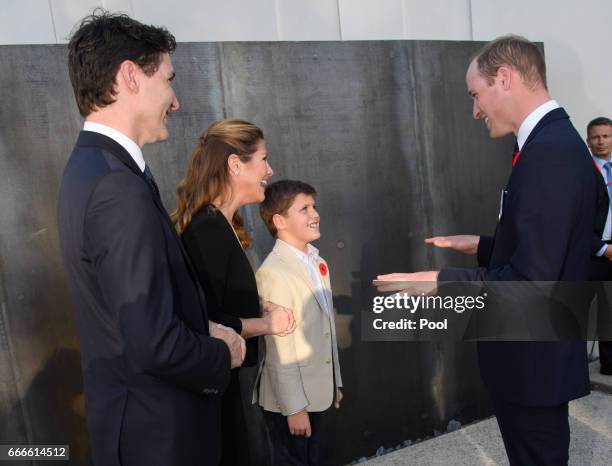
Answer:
[
  {"xmin": 280, "ymin": 239, "xmax": 331, "ymax": 317},
  {"xmin": 83, "ymin": 121, "xmax": 146, "ymax": 172},
  {"xmin": 516, "ymin": 99, "xmax": 560, "ymax": 150}
]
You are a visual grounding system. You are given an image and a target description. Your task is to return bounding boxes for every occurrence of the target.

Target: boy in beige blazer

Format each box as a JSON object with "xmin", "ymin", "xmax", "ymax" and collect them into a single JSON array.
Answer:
[{"xmin": 255, "ymin": 180, "xmax": 343, "ymax": 466}]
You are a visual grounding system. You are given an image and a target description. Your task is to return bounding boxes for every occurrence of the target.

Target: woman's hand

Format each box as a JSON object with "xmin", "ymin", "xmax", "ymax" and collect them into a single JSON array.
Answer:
[{"xmin": 263, "ymin": 301, "xmax": 296, "ymax": 336}]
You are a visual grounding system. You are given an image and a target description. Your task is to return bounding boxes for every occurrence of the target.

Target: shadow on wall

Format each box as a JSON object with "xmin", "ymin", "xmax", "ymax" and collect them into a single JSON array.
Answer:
[{"xmin": 0, "ymin": 347, "xmax": 90, "ymax": 465}]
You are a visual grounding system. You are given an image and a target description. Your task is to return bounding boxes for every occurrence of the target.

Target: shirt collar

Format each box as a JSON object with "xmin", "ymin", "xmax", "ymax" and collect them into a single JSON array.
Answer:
[
  {"xmin": 83, "ymin": 121, "xmax": 146, "ymax": 172},
  {"xmin": 516, "ymin": 100, "xmax": 560, "ymax": 150},
  {"xmin": 593, "ymin": 153, "xmax": 612, "ymax": 169},
  {"xmin": 278, "ymin": 239, "xmax": 319, "ymax": 263}
]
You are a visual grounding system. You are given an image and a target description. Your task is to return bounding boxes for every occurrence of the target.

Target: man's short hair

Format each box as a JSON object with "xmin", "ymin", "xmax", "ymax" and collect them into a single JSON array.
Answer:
[
  {"xmin": 67, "ymin": 9, "xmax": 176, "ymax": 117},
  {"xmin": 587, "ymin": 117, "xmax": 612, "ymax": 135},
  {"xmin": 474, "ymin": 35, "xmax": 547, "ymax": 90},
  {"xmin": 260, "ymin": 180, "xmax": 317, "ymax": 237}
]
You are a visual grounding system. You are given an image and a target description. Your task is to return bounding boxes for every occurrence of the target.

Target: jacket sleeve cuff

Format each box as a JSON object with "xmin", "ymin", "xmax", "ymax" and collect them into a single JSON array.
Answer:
[
  {"xmin": 596, "ymin": 243, "xmax": 608, "ymax": 257},
  {"xmin": 476, "ymin": 235, "xmax": 494, "ymax": 267}
]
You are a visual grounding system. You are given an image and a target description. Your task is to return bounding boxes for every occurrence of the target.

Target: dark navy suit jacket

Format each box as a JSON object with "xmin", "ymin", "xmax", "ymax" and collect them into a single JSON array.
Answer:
[
  {"xmin": 58, "ymin": 131, "xmax": 231, "ymax": 466},
  {"xmin": 439, "ymin": 108, "xmax": 606, "ymax": 406}
]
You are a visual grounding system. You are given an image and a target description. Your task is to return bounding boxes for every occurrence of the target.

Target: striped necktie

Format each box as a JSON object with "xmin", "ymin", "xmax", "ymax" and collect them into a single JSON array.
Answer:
[{"xmin": 603, "ymin": 162, "xmax": 612, "ymax": 199}]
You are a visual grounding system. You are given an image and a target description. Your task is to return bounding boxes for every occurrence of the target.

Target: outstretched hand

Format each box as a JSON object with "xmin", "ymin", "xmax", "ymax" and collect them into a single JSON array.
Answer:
[
  {"xmin": 374, "ymin": 271, "xmax": 439, "ymax": 294},
  {"xmin": 424, "ymin": 235, "xmax": 480, "ymax": 255}
]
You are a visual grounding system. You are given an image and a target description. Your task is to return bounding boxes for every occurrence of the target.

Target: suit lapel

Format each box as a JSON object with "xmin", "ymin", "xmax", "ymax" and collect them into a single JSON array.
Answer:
[{"xmin": 272, "ymin": 240, "xmax": 329, "ymax": 316}]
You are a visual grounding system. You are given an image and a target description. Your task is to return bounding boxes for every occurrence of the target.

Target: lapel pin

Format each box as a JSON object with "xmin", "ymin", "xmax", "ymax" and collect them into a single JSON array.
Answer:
[{"xmin": 319, "ymin": 263, "xmax": 328, "ymax": 276}]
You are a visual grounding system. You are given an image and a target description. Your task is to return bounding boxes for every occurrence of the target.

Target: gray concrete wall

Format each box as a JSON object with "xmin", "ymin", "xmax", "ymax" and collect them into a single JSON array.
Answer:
[{"xmin": 0, "ymin": 41, "xmax": 511, "ymax": 465}]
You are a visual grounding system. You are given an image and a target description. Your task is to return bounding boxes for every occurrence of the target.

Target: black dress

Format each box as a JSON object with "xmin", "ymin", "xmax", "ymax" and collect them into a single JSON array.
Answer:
[{"xmin": 182, "ymin": 206, "xmax": 260, "ymax": 466}]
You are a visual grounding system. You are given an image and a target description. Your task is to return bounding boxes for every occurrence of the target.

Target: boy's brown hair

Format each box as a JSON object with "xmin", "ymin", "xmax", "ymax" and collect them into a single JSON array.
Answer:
[{"xmin": 260, "ymin": 180, "xmax": 317, "ymax": 237}]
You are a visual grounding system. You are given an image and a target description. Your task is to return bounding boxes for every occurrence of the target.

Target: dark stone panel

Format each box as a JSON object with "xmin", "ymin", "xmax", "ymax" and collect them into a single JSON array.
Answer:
[
  {"xmin": 0, "ymin": 40, "xmax": 514, "ymax": 465},
  {"xmin": 217, "ymin": 41, "xmax": 510, "ymax": 463},
  {"xmin": 0, "ymin": 44, "xmax": 88, "ymax": 465}
]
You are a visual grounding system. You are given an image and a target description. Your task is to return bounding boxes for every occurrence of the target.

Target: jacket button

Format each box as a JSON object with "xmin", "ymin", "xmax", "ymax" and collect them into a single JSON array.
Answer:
[
  {"xmin": 325, "ymin": 333, "xmax": 330, "ymax": 338},
  {"xmin": 326, "ymin": 359, "xmax": 331, "ymax": 364}
]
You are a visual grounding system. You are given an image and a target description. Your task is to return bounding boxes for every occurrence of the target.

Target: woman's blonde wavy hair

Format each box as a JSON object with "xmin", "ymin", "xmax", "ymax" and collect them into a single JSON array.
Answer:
[{"xmin": 171, "ymin": 118, "xmax": 264, "ymax": 249}]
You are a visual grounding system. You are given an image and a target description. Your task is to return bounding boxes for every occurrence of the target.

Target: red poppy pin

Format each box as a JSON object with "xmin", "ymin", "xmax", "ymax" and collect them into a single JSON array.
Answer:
[{"xmin": 319, "ymin": 263, "xmax": 328, "ymax": 276}]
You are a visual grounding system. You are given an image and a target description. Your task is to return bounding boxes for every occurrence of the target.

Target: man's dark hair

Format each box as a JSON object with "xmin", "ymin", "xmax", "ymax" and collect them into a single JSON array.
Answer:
[
  {"xmin": 587, "ymin": 117, "xmax": 612, "ymax": 135},
  {"xmin": 260, "ymin": 180, "xmax": 317, "ymax": 237},
  {"xmin": 67, "ymin": 9, "xmax": 176, "ymax": 117}
]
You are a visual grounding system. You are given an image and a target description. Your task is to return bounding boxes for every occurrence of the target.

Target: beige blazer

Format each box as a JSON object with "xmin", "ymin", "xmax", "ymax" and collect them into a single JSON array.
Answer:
[{"xmin": 254, "ymin": 239, "xmax": 343, "ymax": 415}]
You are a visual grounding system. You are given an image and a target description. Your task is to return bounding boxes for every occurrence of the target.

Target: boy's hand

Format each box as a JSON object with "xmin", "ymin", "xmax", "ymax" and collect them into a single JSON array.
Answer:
[
  {"xmin": 335, "ymin": 388, "xmax": 343, "ymax": 409},
  {"xmin": 287, "ymin": 410, "xmax": 311, "ymax": 437},
  {"xmin": 263, "ymin": 301, "xmax": 296, "ymax": 336}
]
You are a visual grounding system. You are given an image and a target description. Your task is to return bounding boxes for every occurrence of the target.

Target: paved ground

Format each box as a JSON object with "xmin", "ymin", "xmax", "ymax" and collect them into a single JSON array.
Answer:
[{"xmin": 359, "ymin": 362, "xmax": 612, "ymax": 466}]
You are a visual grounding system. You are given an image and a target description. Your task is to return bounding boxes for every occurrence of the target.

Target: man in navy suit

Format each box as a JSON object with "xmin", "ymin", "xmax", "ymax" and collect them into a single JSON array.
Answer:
[
  {"xmin": 588, "ymin": 116, "xmax": 612, "ymax": 375},
  {"xmin": 58, "ymin": 11, "xmax": 245, "ymax": 466},
  {"xmin": 377, "ymin": 36, "xmax": 605, "ymax": 465}
]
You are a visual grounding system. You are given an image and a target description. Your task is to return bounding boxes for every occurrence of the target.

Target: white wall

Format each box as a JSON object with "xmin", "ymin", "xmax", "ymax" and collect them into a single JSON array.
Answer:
[
  {"xmin": 0, "ymin": 0, "xmax": 610, "ymax": 136},
  {"xmin": 471, "ymin": 0, "xmax": 612, "ymax": 143}
]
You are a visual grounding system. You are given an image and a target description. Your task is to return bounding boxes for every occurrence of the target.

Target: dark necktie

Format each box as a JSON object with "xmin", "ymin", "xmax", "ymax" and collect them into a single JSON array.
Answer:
[{"xmin": 144, "ymin": 165, "xmax": 160, "ymax": 198}]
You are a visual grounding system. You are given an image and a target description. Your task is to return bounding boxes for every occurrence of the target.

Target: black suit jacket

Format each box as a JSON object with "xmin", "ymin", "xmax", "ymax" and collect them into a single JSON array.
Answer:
[
  {"xmin": 439, "ymin": 108, "xmax": 604, "ymax": 406},
  {"xmin": 181, "ymin": 207, "xmax": 261, "ymax": 367},
  {"xmin": 58, "ymin": 131, "xmax": 231, "ymax": 466}
]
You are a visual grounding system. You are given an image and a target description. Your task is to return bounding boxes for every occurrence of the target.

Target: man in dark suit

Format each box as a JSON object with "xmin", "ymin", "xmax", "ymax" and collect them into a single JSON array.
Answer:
[
  {"xmin": 58, "ymin": 11, "xmax": 245, "ymax": 466},
  {"xmin": 588, "ymin": 116, "xmax": 612, "ymax": 375},
  {"xmin": 377, "ymin": 36, "xmax": 604, "ymax": 465}
]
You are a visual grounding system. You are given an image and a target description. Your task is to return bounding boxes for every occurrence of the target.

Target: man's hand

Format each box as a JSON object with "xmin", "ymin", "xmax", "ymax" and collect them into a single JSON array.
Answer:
[
  {"xmin": 287, "ymin": 410, "xmax": 311, "ymax": 437},
  {"xmin": 374, "ymin": 271, "xmax": 439, "ymax": 294},
  {"xmin": 425, "ymin": 235, "xmax": 480, "ymax": 255},
  {"xmin": 262, "ymin": 301, "xmax": 296, "ymax": 336},
  {"xmin": 209, "ymin": 322, "xmax": 246, "ymax": 368},
  {"xmin": 604, "ymin": 245, "xmax": 612, "ymax": 262},
  {"xmin": 334, "ymin": 388, "xmax": 343, "ymax": 409}
]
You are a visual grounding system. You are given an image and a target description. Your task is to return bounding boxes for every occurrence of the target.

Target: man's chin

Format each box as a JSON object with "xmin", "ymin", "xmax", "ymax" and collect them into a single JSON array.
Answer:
[
  {"xmin": 146, "ymin": 131, "xmax": 169, "ymax": 145},
  {"xmin": 488, "ymin": 127, "xmax": 511, "ymax": 139}
]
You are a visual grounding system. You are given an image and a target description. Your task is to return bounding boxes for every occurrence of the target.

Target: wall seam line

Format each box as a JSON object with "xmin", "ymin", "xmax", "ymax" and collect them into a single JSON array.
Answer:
[
  {"xmin": 47, "ymin": 0, "xmax": 58, "ymax": 43},
  {"xmin": 336, "ymin": 0, "xmax": 344, "ymax": 41},
  {"xmin": 401, "ymin": 0, "xmax": 408, "ymax": 39},
  {"xmin": 273, "ymin": 0, "xmax": 282, "ymax": 40},
  {"xmin": 468, "ymin": 0, "xmax": 475, "ymax": 40}
]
